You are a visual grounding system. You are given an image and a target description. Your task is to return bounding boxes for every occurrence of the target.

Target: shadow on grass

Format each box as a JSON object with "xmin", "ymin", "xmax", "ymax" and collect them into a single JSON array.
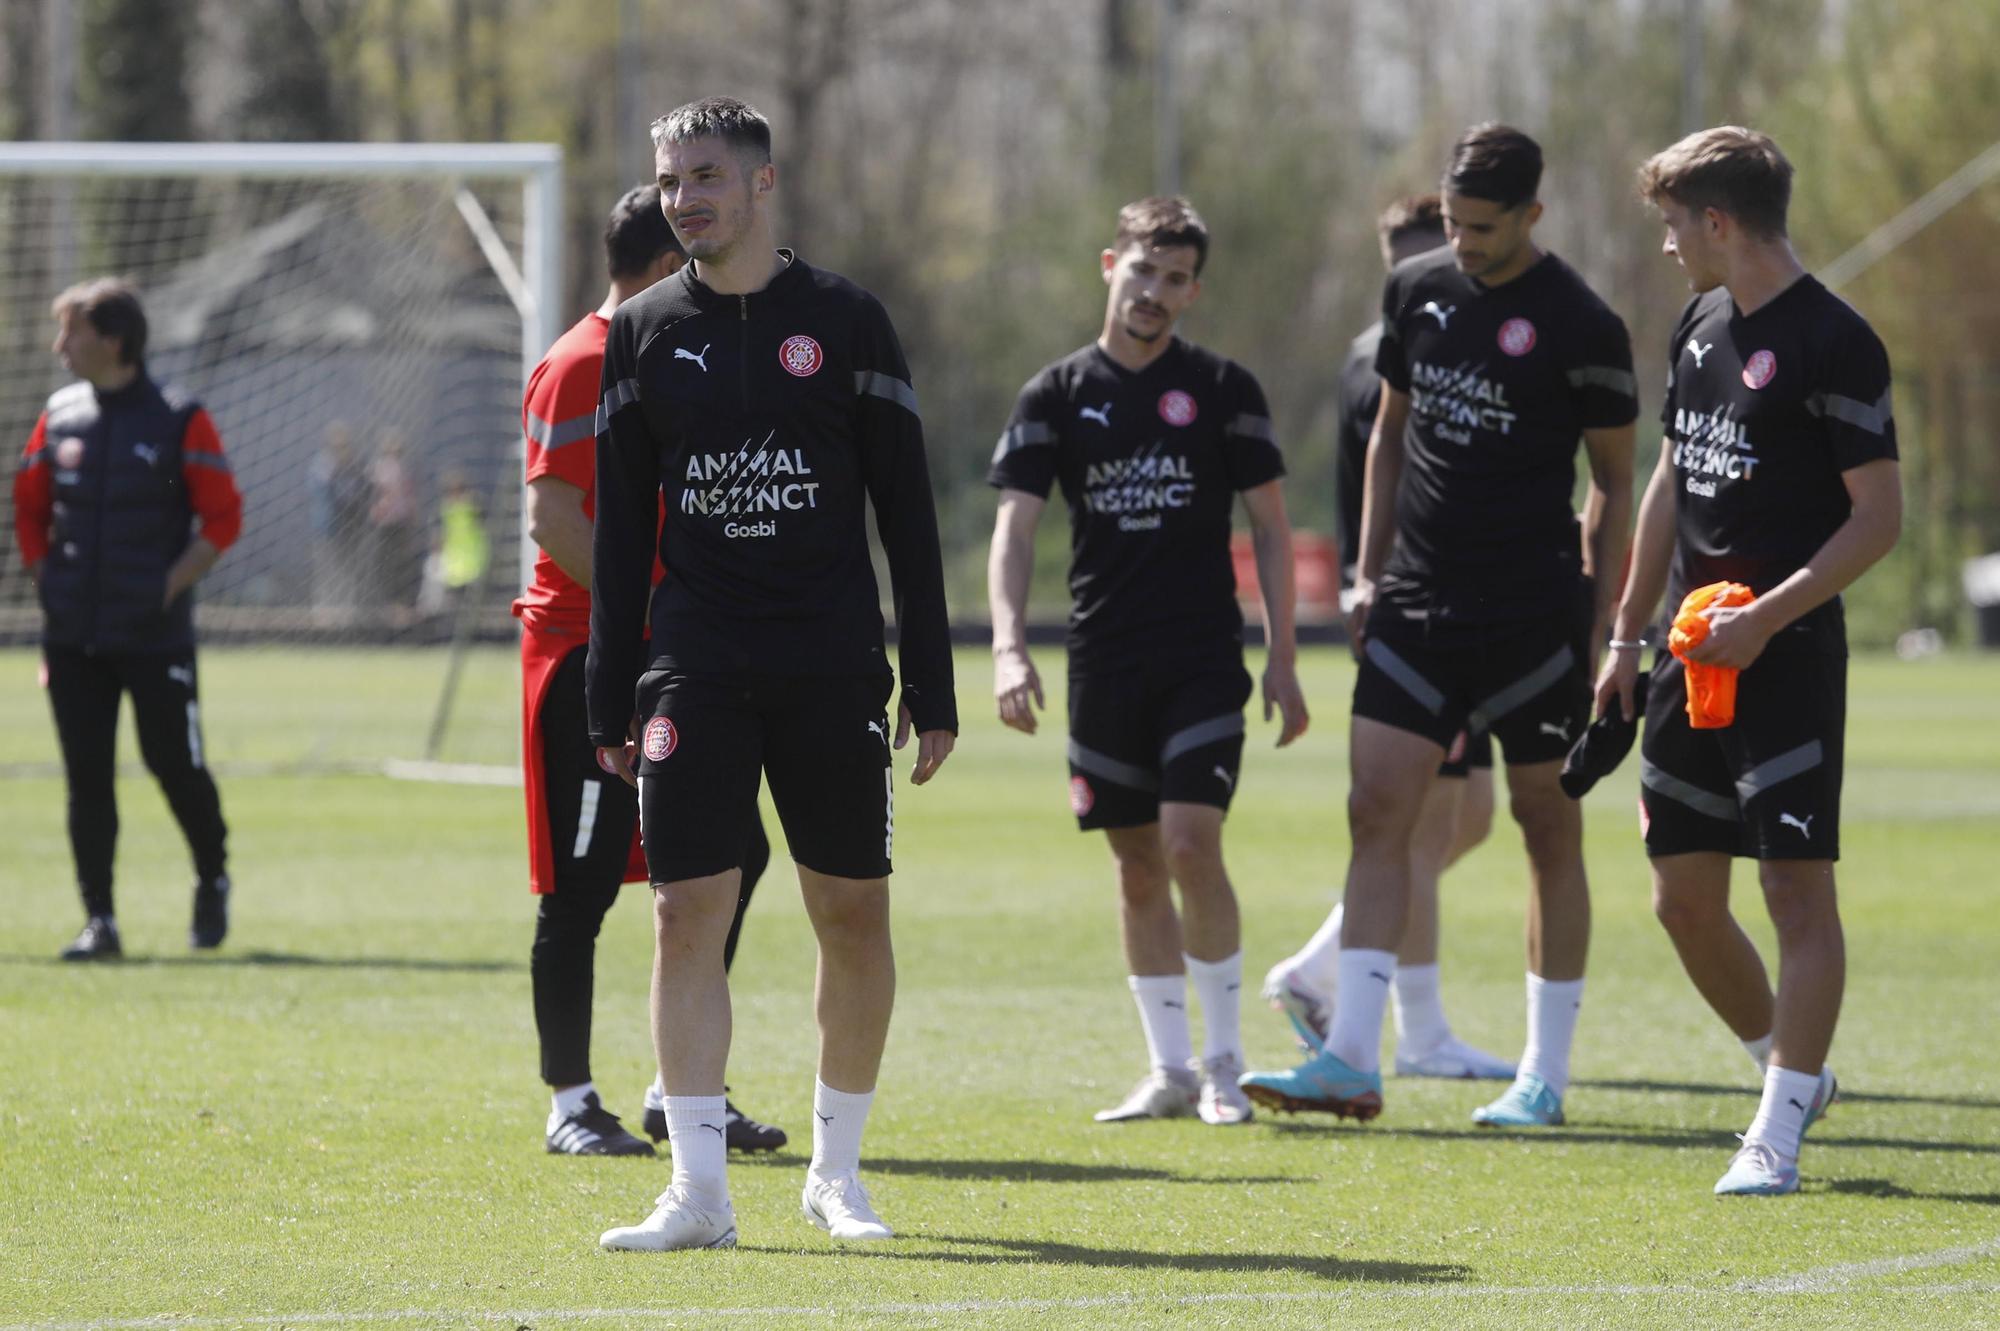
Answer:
[
  {"xmin": 864, "ymin": 1156, "xmax": 1298, "ymax": 1185},
  {"xmin": 769, "ymin": 1231, "xmax": 1469, "ymax": 1283},
  {"xmin": 1261, "ymin": 1120, "xmax": 2000, "ymax": 1156},
  {"xmin": 1577, "ymin": 1077, "xmax": 2000, "ymax": 1113},
  {"xmin": 3, "ymin": 950, "xmax": 520, "ymax": 973},
  {"xmin": 1824, "ymin": 1177, "xmax": 2000, "ymax": 1205}
]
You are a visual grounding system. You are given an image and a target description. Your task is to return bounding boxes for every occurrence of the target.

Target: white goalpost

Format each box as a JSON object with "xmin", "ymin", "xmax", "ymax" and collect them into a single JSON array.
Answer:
[{"xmin": 0, "ymin": 141, "xmax": 563, "ymax": 775}]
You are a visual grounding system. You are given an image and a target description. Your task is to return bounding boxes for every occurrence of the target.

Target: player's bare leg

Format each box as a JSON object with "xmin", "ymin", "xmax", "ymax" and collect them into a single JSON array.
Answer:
[
  {"xmin": 1094, "ymin": 824, "xmax": 1199, "ymax": 1121},
  {"xmin": 1711, "ymin": 859, "xmax": 1843, "ymax": 1196},
  {"xmin": 798, "ymin": 869, "xmax": 896, "ymax": 1094},
  {"xmin": 1160, "ymin": 801, "xmax": 1251, "ymax": 1123},
  {"xmin": 1760, "ymin": 860, "xmax": 1843, "ymax": 1074},
  {"xmin": 1472, "ymin": 760, "xmax": 1587, "ymax": 1127},
  {"xmin": 792, "ymin": 866, "xmax": 897, "ymax": 1239},
  {"xmin": 1393, "ymin": 769, "xmax": 1512, "ymax": 1080},
  {"xmin": 1651, "ymin": 852, "xmax": 1774, "ymax": 1042},
  {"xmin": 600, "ymin": 869, "xmax": 742, "ymax": 1251},
  {"xmin": 1240, "ymin": 719, "xmax": 1436, "ymax": 1120}
]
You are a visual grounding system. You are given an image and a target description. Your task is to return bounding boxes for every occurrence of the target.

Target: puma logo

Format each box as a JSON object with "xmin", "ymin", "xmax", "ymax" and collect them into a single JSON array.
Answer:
[
  {"xmin": 1162, "ymin": 1000, "xmax": 1184, "ymax": 1010},
  {"xmin": 701, "ymin": 1123, "xmax": 725, "ymax": 1138},
  {"xmin": 1779, "ymin": 812, "xmax": 1814, "ymax": 839},
  {"xmin": 815, "ymin": 1112, "xmax": 834, "ymax": 1126},
  {"xmin": 1213, "ymin": 765, "xmax": 1234, "ymax": 792},
  {"xmin": 867, "ymin": 720, "xmax": 886, "ymax": 743},
  {"xmin": 167, "ymin": 665, "xmax": 194, "ymax": 687},
  {"xmin": 1367, "ymin": 971, "xmax": 1392, "ymax": 984},
  {"xmin": 1538, "ymin": 719, "xmax": 1572, "ymax": 742},
  {"xmin": 1787, "ymin": 1097, "xmax": 1807, "ymax": 1114},
  {"xmin": 1079, "ymin": 402, "xmax": 1113, "ymax": 427},
  {"xmin": 133, "ymin": 442, "xmax": 158, "ymax": 467},
  {"xmin": 675, "ymin": 344, "xmax": 711, "ymax": 372},
  {"xmin": 1419, "ymin": 301, "xmax": 1455, "ymax": 328},
  {"xmin": 1687, "ymin": 337, "xmax": 1713, "ymax": 368}
]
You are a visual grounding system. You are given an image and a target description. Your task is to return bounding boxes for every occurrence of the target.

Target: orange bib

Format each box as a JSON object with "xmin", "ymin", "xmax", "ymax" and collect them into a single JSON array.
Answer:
[{"xmin": 1668, "ymin": 582, "xmax": 1755, "ymax": 729}]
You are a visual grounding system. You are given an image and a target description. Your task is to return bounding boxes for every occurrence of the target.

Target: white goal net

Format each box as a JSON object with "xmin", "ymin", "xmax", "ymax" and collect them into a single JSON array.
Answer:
[{"xmin": 0, "ymin": 143, "xmax": 562, "ymax": 774}]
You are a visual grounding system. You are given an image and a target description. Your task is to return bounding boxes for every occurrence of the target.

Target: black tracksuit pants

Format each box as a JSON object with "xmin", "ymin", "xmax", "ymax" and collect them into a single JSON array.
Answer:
[{"xmin": 44, "ymin": 645, "xmax": 229, "ymax": 918}]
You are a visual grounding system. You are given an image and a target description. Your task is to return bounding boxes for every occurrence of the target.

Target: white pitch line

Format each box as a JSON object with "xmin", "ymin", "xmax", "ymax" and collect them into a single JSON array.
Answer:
[
  {"xmin": 1739, "ymin": 1233, "xmax": 2000, "ymax": 1293},
  {"xmin": 12, "ymin": 1279, "xmax": 2000, "ymax": 1331}
]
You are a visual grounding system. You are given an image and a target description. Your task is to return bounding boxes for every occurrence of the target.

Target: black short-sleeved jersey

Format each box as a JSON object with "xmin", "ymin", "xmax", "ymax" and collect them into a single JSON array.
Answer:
[
  {"xmin": 1659, "ymin": 275, "xmax": 1897, "ymax": 607},
  {"xmin": 1374, "ymin": 248, "xmax": 1637, "ymax": 620},
  {"xmin": 1334, "ymin": 323, "xmax": 1381, "ymax": 584},
  {"xmin": 987, "ymin": 337, "xmax": 1285, "ymax": 674}
]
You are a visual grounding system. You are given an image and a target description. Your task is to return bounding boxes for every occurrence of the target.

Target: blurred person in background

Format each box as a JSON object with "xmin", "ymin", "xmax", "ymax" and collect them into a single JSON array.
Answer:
[{"xmin": 11, "ymin": 277, "xmax": 242, "ymax": 960}]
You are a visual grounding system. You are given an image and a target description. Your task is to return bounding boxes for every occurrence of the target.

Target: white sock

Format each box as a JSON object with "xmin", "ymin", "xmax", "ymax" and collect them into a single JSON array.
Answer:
[
  {"xmin": 664, "ymin": 1095, "xmax": 729, "ymax": 1206},
  {"xmin": 1391, "ymin": 963, "xmax": 1452, "ymax": 1054},
  {"xmin": 1326, "ymin": 949, "xmax": 1396, "ymax": 1072},
  {"xmin": 646, "ymin": 1074, "xmax": 667, "ymax": 1109},
  {"xmin": 1288, "ymin": 900, "xmax": 1344, "ymax": 994},
  {"xmin": 1517, "ymin": 974, "xmax": 1584, "ymax": 1095},
  {"xmin": 1744, "ymin": 1064, "xmax": 1820, "ymax": 1159},
  {"xmin": 550, "ymin": 1081, "xmax": 595, "ymax": 1121},
  {"xmin": 1127, "ymin": 974, "xmax": 1194, "ymax": 1074},
  {"xmin": 1184, "ymin": 951, "xmax": 1244, "ymax": 1064},
  {"xmin": 1742, "ymin": 1032, "xmax": 1773, "ymax": 1076},
  {"xmin": 809, "ymin": 1079, "xmax": 874, "ymax": 1180}
]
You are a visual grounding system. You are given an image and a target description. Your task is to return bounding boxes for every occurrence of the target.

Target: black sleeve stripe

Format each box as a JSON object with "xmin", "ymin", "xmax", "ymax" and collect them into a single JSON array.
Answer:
[
  {"xmin": 1567, "ymin": 366, "xmax": 1638, "ymax": 397},
  {"xmin": 855, "ymin": 369, "xmax": 919, "ymax": 417},
  {"xmin": 991, "ymin": 421, "xmax": 1055, "ymax": 465},
  {"xmin": 526, "ymin": 409, "xmax": 597, "ymax": 450},
  {"xmin": 594, "ymin": 378, "xmax": 641, "ymax": 435},
  {"xmin": 1805, "ymin": 389, "xmax": 1893, "ymax": 436},
  {"xmin": 1226, "ymin": 413, "xmax": 1276, "ymax": 443},
  {"xmin": 19, "ymin": 451, "xmax": 49, "ymax": 474},
  {"xmin": 183, "ymin": 453, "xmax": 233, "ymax": 474}
]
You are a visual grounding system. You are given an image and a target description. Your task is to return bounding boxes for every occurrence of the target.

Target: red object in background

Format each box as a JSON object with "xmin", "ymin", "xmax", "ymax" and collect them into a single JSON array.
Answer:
[{"xmin": 1231, "ymin": 531, "xmax": 1342, "ymax": 622}]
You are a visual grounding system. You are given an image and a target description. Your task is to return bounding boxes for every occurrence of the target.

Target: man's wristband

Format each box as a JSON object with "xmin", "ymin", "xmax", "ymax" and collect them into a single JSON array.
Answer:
[{"xmin": 1607, "ymin": 638, "xmax": 1648, "ymax": 652}]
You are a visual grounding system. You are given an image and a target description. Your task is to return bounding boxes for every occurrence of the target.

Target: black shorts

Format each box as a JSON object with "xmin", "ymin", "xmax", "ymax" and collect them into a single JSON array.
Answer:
[
  {"xmin": 1352, "ymin": 581, "xmax": 1592, "ymax": 766},
  {"xmin": 1066, "ymin": 661, "xmax": 1254, "ymax": 831},
  {"xmin": 1639, "ymin": 607, "xmax": 1847, "ymax": 862},
  {"xmin": 635, "ymin": 670, "xmax": 894, "ymax": 882}
]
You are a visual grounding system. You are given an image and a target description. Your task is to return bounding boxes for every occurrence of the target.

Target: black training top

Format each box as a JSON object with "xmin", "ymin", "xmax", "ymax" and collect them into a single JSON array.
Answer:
[
  {"xmin": 1334, "ymin": 321, "xmax": 1382, "ymax": 586},
  {"xmin": 585, "ymin": 253, "xmax": 957, "ymax": 746},
  {"xmin": 1374, "ymin": 247, "xmax": 1637, "ymax": 620},
  {"xmin": 1659, "ymin": 274, "xmax": 1897, "ymax": 608},
  {"xmin": 987, "ymin": 336, "xmax": 1285, "ymax": 675}
]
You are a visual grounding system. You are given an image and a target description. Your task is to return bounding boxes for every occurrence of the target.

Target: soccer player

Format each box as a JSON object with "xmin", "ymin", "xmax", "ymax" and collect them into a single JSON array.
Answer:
[
  {"xmin": 1241, "ymin": 125, "xmax": 1636, "ymax": 1127},
  {"xmin": 589, "ymin": 97, "xmax": 956, "ymax": 1251},
  {"xmin": 12, "ymin": 278, "xmax": 242, "ymax": 960},
  {"xmin": 987, "ymin": 196, "xmax": 1309, "ymax": 1128},
  {"xmin": 1603, "ymin": 127, "xmax": 1898, "ymax": 1196},
  {"xmin": 1258, "ymin": 194, "xmax": 1511, "ymax": 1081},
  {"xmin": 514, "ymin": 185, "xmax": 784, "ymax": 1160}
]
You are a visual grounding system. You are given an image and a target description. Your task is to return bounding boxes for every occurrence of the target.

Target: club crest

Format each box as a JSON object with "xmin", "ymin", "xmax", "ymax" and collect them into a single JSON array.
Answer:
[
  {"xmin": 642, "ymin": 716, "xmax": 678, "ymax": 762},
  {"xmin": 1742, "ymin": 349, "xmax": 1777, "ymax": 390},
  {"xmin": 779, "ymin": 335, "xmax": 823, "ymax": 378},
  {"xmin": 1497, "ymin": 318, "xmax": 1537, "ymax": 357},
  {"xmin": 1157, "ymin": 389, "xmax": 1198, "ymax": 427}
]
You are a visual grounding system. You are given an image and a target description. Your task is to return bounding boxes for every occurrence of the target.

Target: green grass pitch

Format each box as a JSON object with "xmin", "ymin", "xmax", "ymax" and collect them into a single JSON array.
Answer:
[{"xmin": 2, "ymin": 645, "xmax": 1998, "ymax": 1329}]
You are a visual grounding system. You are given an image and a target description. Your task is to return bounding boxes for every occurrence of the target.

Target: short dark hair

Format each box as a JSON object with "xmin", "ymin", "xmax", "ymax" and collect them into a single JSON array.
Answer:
[
  {"xmin": 1445, "ymin": 123, "xmax": 1543, "ymax": 209},
  {"xmin": 1112, "ymin": 196, "xmax": 1210, "ymax": 275},
  {"xmin": 604, "ymin": 184, "xmax": 681, "ymax": 280},
  {"xmin": 650, "ymin": 96, "xmax": 773, "ymax": 165},
  {"xmin": 52, "ymin": 277, "xmax": 147, "ymax": 365},
  {"xmin": 1638, "ymin": 126, "xmax": 1793, "ymax": 240},
  {"xmin": 1377, "ymin": 193, "xmax": 1445, "ymax": 248}
]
